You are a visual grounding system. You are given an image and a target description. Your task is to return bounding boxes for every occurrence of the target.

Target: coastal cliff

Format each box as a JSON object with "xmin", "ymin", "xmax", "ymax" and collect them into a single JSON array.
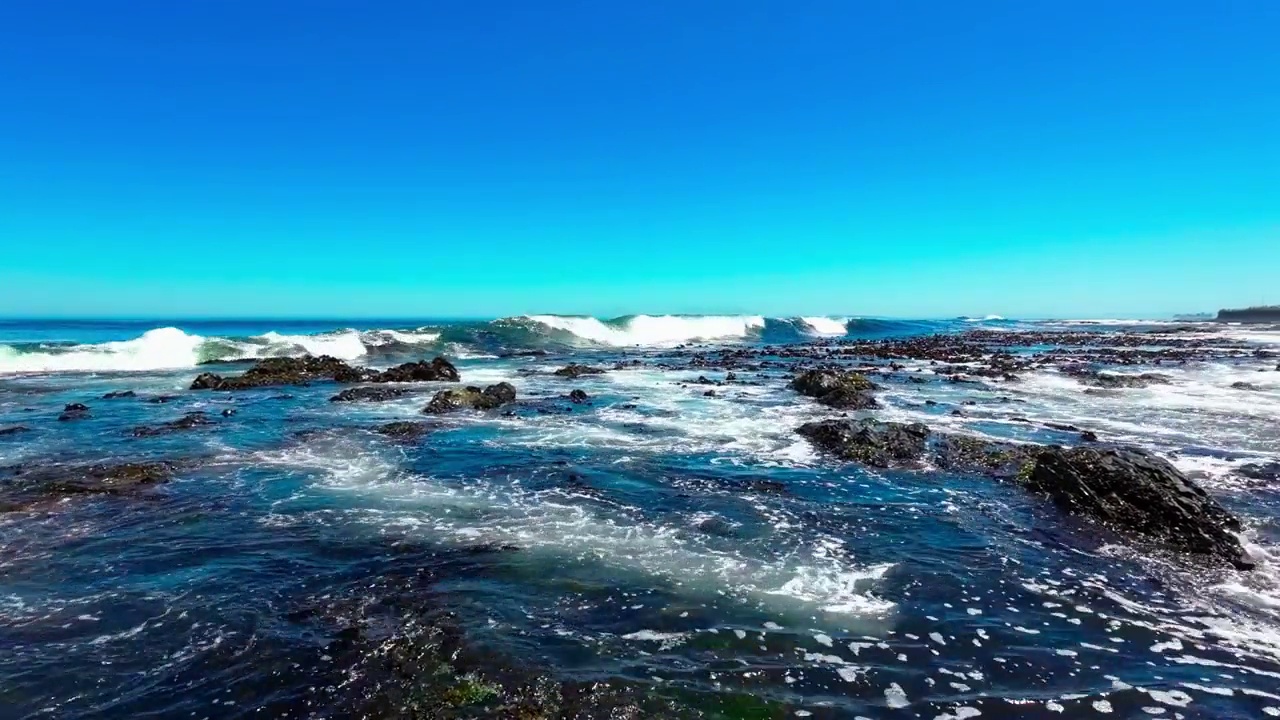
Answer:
[{"xmin": 1216, "ymin": 306, "xmax": 1280, "ymax": 323}]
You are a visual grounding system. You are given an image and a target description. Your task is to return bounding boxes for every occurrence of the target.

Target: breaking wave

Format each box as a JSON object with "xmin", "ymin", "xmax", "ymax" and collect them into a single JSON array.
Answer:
[{"xmin": 0, "ymin": 327, "xmax": 443, "ymax": 374}]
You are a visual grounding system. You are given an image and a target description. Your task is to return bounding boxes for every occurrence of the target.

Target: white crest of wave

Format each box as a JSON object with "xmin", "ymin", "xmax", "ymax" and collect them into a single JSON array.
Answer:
[
  {"xmin": 358, "ymin": 329, "xmax": 442, "ymax": 346},
  {"xmin": 253, "ymin": 331, "xmax": 368, "ymax": 360},
  {"xmin": 0, "ymin": 327, "xmax": 208, "ymax": 374},
  {"xmin": 525, "ymin": 314, "xmax": 765, "ymax": 346},
  {"xmin": 798, "ymin": 317, "xmax": 849, "ymax": 336}
]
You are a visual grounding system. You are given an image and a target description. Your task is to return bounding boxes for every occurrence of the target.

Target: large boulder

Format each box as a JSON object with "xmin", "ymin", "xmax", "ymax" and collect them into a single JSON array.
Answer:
[
  {"xmin": 1022, "ymin": 446, "xmax": 1252, "ymax": 569},
  {"xmin": 791, "ymin": 369, "xmax": 880, "ymax": 409},
  {"xmin": 796, "ymin": 419, "xmax": 931, "ymax": 467},
  {"xmin": 369, "ymin": 358, "xmax": 460, "ymax": 383},
  {"xmin": 1237, "ymin": 461, "xmax": 1280, "ymax": 482},
  {"xmin": 423, "ymin": 383, "xmax": 517, "ymax": 414}
]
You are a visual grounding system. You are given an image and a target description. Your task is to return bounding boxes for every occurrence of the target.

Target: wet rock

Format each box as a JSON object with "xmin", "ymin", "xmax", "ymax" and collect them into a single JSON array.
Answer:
[
  {"xmin": 1062, "ymin": 366, "xmax": 1172, "ymax": 389},
  {"xmin": 375, "ymin": 421, "xmax": 433, "ymax": 441},
  {"xmin": 790, "ymin": 369, "xmax": 880, "ymax": 409},
  {"xmin": 147, "ymin": 395, "xmax": 180, "ymax": 404},
  {"xmin": 568, "ymin": 389, "xmax": 590, "ymax": 404},
  {"xmin": 1021, "ymin": 446, "xmax": 1252, "ymax": 569},
  {"xmin": 1230, "ymin": 381, "xmax": 1262, "ymax": 391},
  {"xmin": 221, "ymin": 408, "xmax": 237, "ymax": 417},
  {"xmin": 553, "ymin": 364, "xmax": 607, "ymax": 379},
  {"xmin": 933, "ymin": 434, "xmax": 1037, "ymax": 479},
  {"xmin": 368, "ymin": 357, "xmax": 460, "ymax": 383},
  {"xmin": 1237, "ymin": 461, "xmax": 1280, "ymax": 481},
  {"xmin": 743, "ymin": 479, "xmax": 788, "ymax": 495},
  {"xmin": 1044, "ymin": 422, "xmax": 1082, "ymax": 432},
  {"xmin": 423, "ymin": 383, "xmax": 517, "ymax": 414},
  {"xmin": 330, "ymin": 386, "xmax": 410, "ymax": 403},
  {"xmin": 191, "ymin": 355, "xmax": 367, "ymax": 390},
  {"xmin": 58, "ymin": 403, "xmax": 90, "ymax": 421},
  {"xmin": 1, "ymin": 461, "xmax": 175, "ymax": 512},
  {"xmin": 1080, "ymin": 430, "xmax": 1099, "ymax": 442},
  {"xmin": 131, "ymin": 411, "xmax": 214, "ymax": 437},
  {"xmin": 796, "ymin": 419, "xmax": 931, "ymax": 467},
  {"xmin": 0, "ymin": 425, "xmax": 31, "ymax": 436},
  {"xmin": 703, "ymin": 389, "xmax": 717, "ymax": 397},
  {"xmin": 101, "ymin": 390, "xmax": 136, "ymax": 399}
]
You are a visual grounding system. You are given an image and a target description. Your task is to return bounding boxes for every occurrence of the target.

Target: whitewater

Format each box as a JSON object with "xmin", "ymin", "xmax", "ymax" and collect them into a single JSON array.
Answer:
[{"xmin": 1, "ymin": 315, "xmax": 1278, "ymax": 719}]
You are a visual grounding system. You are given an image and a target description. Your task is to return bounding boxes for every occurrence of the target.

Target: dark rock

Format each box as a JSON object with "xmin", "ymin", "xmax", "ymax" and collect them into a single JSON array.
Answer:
[
  {"xmin": 221, "ymin": 408, "xmax": 237, "ymax": 417},
  {"xmin": 792, "ymin": 369, "xmax": 876, "ymax": 396},
  {"xmin": 191, "ymin": 355, "xmax": 368, "ymax": 390},
  {"xmin": 271, "ymin": 394, "xmax": 294, "ymax": 401},
  {"xmin": 1022, "ymin": 446, "xmax": 1252, "ymax": 569},
  {"xmin": 147, "ymin": 395, "xmax": 180, "ymax": 404},
  {"xmin": 796, "ymin": 419, "xmax": 931, "ymax": 468},
  {"xmin": 1044, "ymin": 422, "xmax": 1082, "ymax": 432},
  {"xmin": 131, "ymin": 411, "xmax": 214, "ymax": 437},
  {"xmin": 1230, "ymin": 381, "xmax": 1261, "ymax": 391},
  {"xmin": 375, "ymin": 421, "xmax": 433, "ymax": 441},
  {"xmin": 58, "ymin": 403, "xmax": 90, "ymax": 421},
  {"xmin": 568, "ymin": 389, "xmax": 590, "ymax": 404},
  {"xmin": 934, "ymin": 434, "xmax": 1037, "ymax": 479},
  {"xmin": 330, "ymin": 386, "xmax": 410, "ymax": 403},
  {"xmin": 703, "ymin": 389, "xmax": 716, "ymax": 397},
  {"xmin": 423, "ymin": 383, "xmax": 517, "ymax": 414},
  {"xmin": 1062, "ymin": 366, "xmax": 1172, "ymax": 389},
  {"xmin": 1, "ymin": 461, "xmax": 175, "ymax": 512},
  {"xmin": 1237, "ymin": 461, "xmax": 1280, "ymax": 481},
  {"xmin": 368, "ymin": 357, "xmax": 460, "ymax": 383},
  {"xmin": 0, "ymin": 426, "xmax": 31, "ymax": 436},
  {"xmin": 925, "ymin": 400, "xmax": 939, "ymax": 406},
  {"xmin": 1080, "ymin": 430, "xmax": 1099, "ymax": 442},
  {"xmin": 102, "ymin": 390, "xmax": 136, "ymax": 399},
  {"xmin": 553, "ymin": 364, "xmax": 607, "ymax": 379},
  {"xmin": 743, "ymin": 479, "xmax": 787, "ymax": 495}
]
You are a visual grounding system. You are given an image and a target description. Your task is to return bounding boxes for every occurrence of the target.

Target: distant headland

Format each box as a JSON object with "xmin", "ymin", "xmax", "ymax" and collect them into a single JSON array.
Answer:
[{"xmin": 1215, "ymin": 306, "xmax": 1280, "ymax": 323}]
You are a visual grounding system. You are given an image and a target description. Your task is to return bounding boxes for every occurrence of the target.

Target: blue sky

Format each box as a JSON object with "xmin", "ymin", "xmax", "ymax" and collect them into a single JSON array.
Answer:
[{"xmin": 1, "ymin": 1, "xmax": 1277, "ymax": 319}]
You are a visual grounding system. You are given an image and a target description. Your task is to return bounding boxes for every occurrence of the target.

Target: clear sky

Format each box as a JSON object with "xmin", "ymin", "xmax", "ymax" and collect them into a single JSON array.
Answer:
[{"xmin": 1, "ymin": 1, "xmax": 1278, "ymax": 319}]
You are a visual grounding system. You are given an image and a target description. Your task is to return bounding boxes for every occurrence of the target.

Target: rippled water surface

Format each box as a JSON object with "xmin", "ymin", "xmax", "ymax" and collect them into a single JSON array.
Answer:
[{"xmin": 2, "ymin": 316, "xmax": 1279, "ymax": 718}]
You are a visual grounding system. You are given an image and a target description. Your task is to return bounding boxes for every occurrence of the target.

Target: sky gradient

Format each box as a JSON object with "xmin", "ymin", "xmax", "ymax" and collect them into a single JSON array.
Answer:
[{"xmin": 2, "ymin": 1, "xmax": 1278, "ymax": 319}]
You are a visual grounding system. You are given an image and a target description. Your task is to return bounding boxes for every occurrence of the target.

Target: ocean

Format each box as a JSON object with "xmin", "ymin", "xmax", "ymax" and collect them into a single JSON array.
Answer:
[{"xmin": 1, "ymin": 315, "xmax": 1278, "ymax": 718}]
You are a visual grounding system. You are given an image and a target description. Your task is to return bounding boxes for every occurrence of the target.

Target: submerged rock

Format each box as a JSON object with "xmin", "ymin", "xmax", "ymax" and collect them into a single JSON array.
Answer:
[
  {"xmin": 1061, "ymin": 366, "xmax": 1171, "ymax": 389},
  {"xmin": 554, "ymin": 364, "xmax": 607, "ymax": 379},
  {"xmin": 102, "ymin": 390, "xmax": 136, "ymax": 399},
  {"xmin": 58, "ymin": 403, "xmax": 90, "ymax": 421},
  {"xmin": 796, "ymin": 418, "xmax": 931, "ymax": 467},
  {"xmin": 1237, "ymin": 461, "xmax": 1280, "ymax": 482},
  {"xmin": 1022, "ymin": 446, "xmax": 1252, "ymax": 569},
  {"xmin": 330, "ymin": 386, "xmax": 410, "ymax": 403},
  {"xmin": 374, "ymin": 421, "xmax": 433, "ymax": 441},
  {"xmin": 1230, "ymin": 381, "xmax": 1262, "ymax": 391},
  {"xmin": 1, "ymin": 461, "xmax": 176, "ymax": 512},
  {"xmin": 423, "ymin": 383, "xmax": 517, "ymax": 414},
  {"xmin": 0, "ymin": 425, "xmax": 31, "ymax": 436},
  {"xmin": 568, "ymin": 389, "xmax": 590, "ymax": 404},
  {"xmin": 131, "ymin": 412, "xmax": 214, "ymax": 437},
  {"xmin": 790, "ymin": 369, "xmax": 880, "ymax": 409}
]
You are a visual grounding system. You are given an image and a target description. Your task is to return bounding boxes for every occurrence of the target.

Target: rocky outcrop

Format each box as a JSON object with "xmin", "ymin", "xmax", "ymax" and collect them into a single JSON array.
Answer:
[
  {"xmin": 192, "ymin": 355, "xmax": 459, "ymax": 391},
  {"xmin": 1, "ymin": 461, "xmax": 175, "ymax": 512},
  {"xmin": 790, "ymin": 369, "xmax": 879, "ymax": 409},
  {"xmin": 796, "ymin": 419, "xmax": 930, "ymax": 467},
  {"xmin": 58, "ymin": 403, "xmax": 90, "ymax": 421},
  {"xmin": 330, "ymin": 386, "xmax": 410, "ymax": 403},
  {"xmin": 192, "ymin": 355, "xmax": 365, "ymax": 390},
  {"xmin": 423, "ymin": 383, "xmax": 517, "ymax": 414},
  {"xmin": 1237, "ymin": 461, "xmax": 1280, "ymax": 481},
  {"xmin": 1022, "ymin": 446, "xmax": 1252, "ymax": 569},
  {"xmin": 1216, "ymin": 306, "xmax": 1280, "ymax": 323},
  {"xmin": 368, "ymin": 358, "xmax": 459, "ymax": 383},
  {"xmin": 553, "ymin": 364, "xmax": 607, "ymax": 379},
  {"xmin": 933, "ymin": 434, "xmax": 1037, "ymax": 480},
  {"xmin": 131, "ymin": 412, "xmax": 214, "ymax": 437}
]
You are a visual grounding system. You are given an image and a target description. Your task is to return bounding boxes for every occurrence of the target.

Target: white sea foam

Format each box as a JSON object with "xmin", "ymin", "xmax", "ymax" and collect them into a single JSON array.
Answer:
[
  {"xmin": 798, "ymin": 317, "xmax": 850, "ymax": 336},
  {"xmin": 254, "ymin": 330, "xmax": 367, "ymax": 360},
  {"xmin": 0, "ymin": 327, "xmax": 208, "ymax": 373},
  {"xmin": 523, "ymin": 314, "xmax": 765, "ymax": 346}
]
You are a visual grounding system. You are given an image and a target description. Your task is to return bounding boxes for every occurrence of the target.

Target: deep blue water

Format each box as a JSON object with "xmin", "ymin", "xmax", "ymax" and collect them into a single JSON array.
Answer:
[{"xmin": 2, "ymin": 316, "xmax": 1279, "ymax": 718}]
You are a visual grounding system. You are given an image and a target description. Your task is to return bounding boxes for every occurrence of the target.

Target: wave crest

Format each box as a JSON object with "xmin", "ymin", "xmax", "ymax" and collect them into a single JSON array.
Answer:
[{"xmin": 517, "ymin": 314, "xmax": 767, "ymax": 346}]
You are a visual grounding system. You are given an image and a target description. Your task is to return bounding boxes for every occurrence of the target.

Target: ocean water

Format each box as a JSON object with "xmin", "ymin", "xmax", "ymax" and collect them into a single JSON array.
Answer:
[{"xmin": 1, "ymin": 315, "xmax": 1279, "ymax": 718}]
